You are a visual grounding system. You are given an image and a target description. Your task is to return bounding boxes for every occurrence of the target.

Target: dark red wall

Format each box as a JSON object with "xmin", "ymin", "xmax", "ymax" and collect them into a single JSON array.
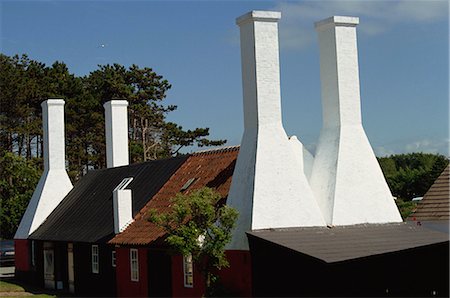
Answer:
[
  {"xmin": 14, "ymin": 239, "xmax": 30, "ymax": 272},
  {"xmin": 116, "ymin": 247, "xmax": 148, "ymax": 297},
  {"xmin": 72, "ymin": 243, "xmax": 116, "ymax": 297},
  {"xmin": 171, "ymin": 250, "xmax": 252, "ymax": 297},
  {"xmin": 217, "ymin": 250, "xmax": 252, "ymax": 297},
  {"xmin": 171, "ymin": 254, "xmax": 205, "ymax": 298}
]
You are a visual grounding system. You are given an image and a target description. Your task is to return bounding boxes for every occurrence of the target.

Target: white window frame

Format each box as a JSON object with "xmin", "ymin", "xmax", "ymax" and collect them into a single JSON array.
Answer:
[
  {"xmin": 112, "ymin": 251, "xmax": 116, "ymax": 267},
  {"xmin": 91, "ymin": 245, "xmax": 99, "ymax": 274},
  {"xmin": 114, "ymin": 177, "xmax": 134, "ymax": 191},
  {"xmin": 183, "ymin": 254, "xmax": 194, "ymax": 288},
  {"xmin": 130, "ymin": 249, "xmax": 139, "ymax": 282},
  {"xmin": 31, "ymin": 240, "xmax": 35, "ymax": 267}
]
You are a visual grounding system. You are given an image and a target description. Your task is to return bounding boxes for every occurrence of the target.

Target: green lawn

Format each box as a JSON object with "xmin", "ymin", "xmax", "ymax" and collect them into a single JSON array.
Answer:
[
  {"xmin": 0, "ymin": 280, "xmax": 55, "ymax": 297},
  {"xmin": 0, "ymin": 280, "xmax": 26, "ymax": 292}
]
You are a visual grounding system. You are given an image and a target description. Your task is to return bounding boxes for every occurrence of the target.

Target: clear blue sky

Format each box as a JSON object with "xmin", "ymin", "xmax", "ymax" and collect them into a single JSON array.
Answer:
[{"xmin": 1, "ymin": 0, "xmax": 448, "ymax": 157}]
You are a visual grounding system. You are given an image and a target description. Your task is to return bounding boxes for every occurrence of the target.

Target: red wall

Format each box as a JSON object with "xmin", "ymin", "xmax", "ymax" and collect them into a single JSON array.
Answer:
[
  {"xmin": 115, "ymin": 247, "xmax": 148, "ymax": 297},
  {"xmin": 171, "ymin": 250, "xmax": 252, "ymax": 297},
  {"xmin": 14, "ymin": 239, "xmax": 30, "ymax": 272},
  {"xmin": 218, "ymin": 250, "xmax": 252, "ymax": 297},
  {"xmin": 171, "ymin": 254, "xmax": 206, "ymax": 297},
  {"xmin": 117, "ymin": 248, "xmax": 252, "ymax": 297}
]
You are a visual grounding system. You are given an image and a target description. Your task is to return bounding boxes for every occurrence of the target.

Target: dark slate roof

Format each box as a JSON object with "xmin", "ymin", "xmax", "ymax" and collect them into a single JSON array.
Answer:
[
  {"xmin": 109, "ymin": 146, "xmax": 239, "ymax": 246},
  {"xmin": 30, "ymin": 156, "xmax": 188, "ymax": 243},
  {"xmin": 247, "ymin": 222, "xmax": 449, "ymax": 263},
  {"xmin": 408, "ymin": 165, "xmax": 450, "ymax": 221}
]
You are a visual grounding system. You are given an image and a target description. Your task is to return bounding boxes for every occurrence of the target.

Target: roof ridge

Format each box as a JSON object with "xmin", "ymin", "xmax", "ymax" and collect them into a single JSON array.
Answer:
[{"xmin": 192, "ymin": 145, "xmax": 240, "ymax": 155}]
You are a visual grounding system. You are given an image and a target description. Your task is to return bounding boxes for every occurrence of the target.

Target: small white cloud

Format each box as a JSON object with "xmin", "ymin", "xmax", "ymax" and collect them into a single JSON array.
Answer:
[
  {"xmin": 393, "ymin": 0, "xmax": 448, "ymax": 22},
  {"xmin": 404, "ymin": 138, "xmax": 450, "ymax": 155},
  {"xmin": 374, "ymin": 138, "xmax": 450, "ymax": 157},
  {"xmin": 272, "ymin": 0, "xmax": 448, "ymax": 50},
  {"xmin": 374, "ymin": 146, "xmax": 396, "ymax": 157},
  {"xmin": 279, "ymin": 25, "xmax": 313, "ymax": 50}
]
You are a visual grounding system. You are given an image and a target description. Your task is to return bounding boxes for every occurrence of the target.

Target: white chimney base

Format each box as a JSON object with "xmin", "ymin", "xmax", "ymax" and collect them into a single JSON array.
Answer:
[
  {"xmin": 289, "ymin": 136, "xmax": 314, "ymax": 181},
  {"xmin": 15, "ymin": 171, "xmax": 72, "ymax": 239},
  {"xmin": 227, "ymin": 11, "xmax": 326, "ymax": 250},
  {"xmin": 310, "ymin": 16, "xmax": 402, "ymax": 225},
  {"xmin": 113, "ymin": 189, "xmax": 133, "ymax": 234},
  {"xmin": 15, "ymin": 99, "xmax": 73, "ymax": 239}
]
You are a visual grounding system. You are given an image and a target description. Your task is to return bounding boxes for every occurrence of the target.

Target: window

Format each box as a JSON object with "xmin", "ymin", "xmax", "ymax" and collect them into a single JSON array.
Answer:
[
  {"xmin": 180, "ymin": 178, "xmax": 196, "ymax": 192},
  {"xmin": 130, "ymin": 249, "xmax": 139, "ymax": 281},
  {"xmin": 114, "ymin": 177, "xmax": 134, "ymax": 191},
  {"xmin": 31, "ymin": 240, "xmax": 35, "ymax": 267},
  {"xmin": 92, "ymin": 245, "xmax": 99, "ymax": 274},
  {"xmin": 183, "ymin": 254, "xmax": 193, "ymax": 288},
  {"xmin": 112, "ymin": 251, "xmax": 116, "ymax": 267},
  {"xmin": 43, "ymin": 249, "xmax": 54, "ymax": 279}
]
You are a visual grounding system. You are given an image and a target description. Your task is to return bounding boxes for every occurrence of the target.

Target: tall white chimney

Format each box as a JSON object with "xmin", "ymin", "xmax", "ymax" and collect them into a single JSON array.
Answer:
[
  {"xmin": 15, "ymin": 99, "xmax": 73, "ymax": 239},
  {"xmin": 104, "ymin": 100, "xmax": 129, "ymax": 168},
  {"xmin": 310, "ymin": 16, "xmax": 402, "ymax": 225},
  {"xmin": 227, "ymin": 11, "xmax": 326, "ymax": 250}
]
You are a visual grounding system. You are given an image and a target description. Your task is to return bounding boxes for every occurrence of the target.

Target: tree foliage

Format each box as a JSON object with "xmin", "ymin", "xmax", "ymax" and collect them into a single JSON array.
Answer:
[
  {"xmin": 378, "ymin": 152, "xmax": 449, "ymax": 201},
  {"xmin": 0, "ymin": 53, "xmax": 226, "ymax": 237},
  {"xmin": 0, "ymin": 151, "xmax": 41, "ymax": 239},
  {"xmin": 148, "ymin": 187, "xmax": 238, "ymax": 295},
  {"xmin": 0, "ymin": 53, "xmax": 226, "ymax": 178}
]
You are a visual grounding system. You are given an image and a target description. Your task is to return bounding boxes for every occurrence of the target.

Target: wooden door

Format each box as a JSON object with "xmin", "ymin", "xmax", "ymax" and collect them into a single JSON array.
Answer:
[
  {"xmin": 43, "ymin": 248, "xmax": 55, "ymax": 289},
  {"xmin": 67, "ymin": 243, "xmax": 75, "ymax": 293}
]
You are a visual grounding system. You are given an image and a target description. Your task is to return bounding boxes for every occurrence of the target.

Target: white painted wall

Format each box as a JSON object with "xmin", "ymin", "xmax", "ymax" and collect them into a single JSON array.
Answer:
[
  {"xmin": 104, "ymin": 100, "xmax": 129, "ymax": 168},
  {"xmin": 310, "ymin": 16, "xmax": 402, "ymax": 225},
  {"xmin": 227, "ymin": 11, "xmax": 326, "ymax": 250},
  {"xmin": 15, "ymin": 99, "xmax": 73, "ymax": 239},
  {"xmin": 289, "ymin": 136, "xmax": 315, "ymax": 181},
  {"xmin": 113, "ymin": 189, "xmax": 133, "ymax": 234}
]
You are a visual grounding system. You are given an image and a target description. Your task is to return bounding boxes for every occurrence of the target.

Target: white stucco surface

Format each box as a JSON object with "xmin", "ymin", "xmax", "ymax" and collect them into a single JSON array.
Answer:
[
  {"xmin": 113, "ymin": 189, "xmax": 133, "ymax": 234},
  {"xmin": 310, "ymin": 16, "xmax": 402, "ymax": 225},
  {"xmin": 15, "ymin": 99, "xmax": 73, "ymax": 239},
  {"xmin": 104, "ymin": 100, "xmax": 129, "ymax": 168},
  {"xmin": 289, "ymin": 136, "xmax": 315, "ymax": 181},
  {"xmin": 227, "ymin": 11, "xmax": 325, "ymax": 250}
]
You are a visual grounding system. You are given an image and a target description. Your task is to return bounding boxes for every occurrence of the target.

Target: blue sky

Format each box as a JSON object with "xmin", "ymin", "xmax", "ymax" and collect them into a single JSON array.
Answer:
[{"xmin": 1, "ymin": 0, "xmax": 448, "ymax": 157}]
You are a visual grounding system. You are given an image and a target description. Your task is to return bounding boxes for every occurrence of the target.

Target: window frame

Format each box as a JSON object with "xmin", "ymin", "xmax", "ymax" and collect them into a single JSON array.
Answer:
[
  {"xmin": 112, "ymin": 251, "xmax": 116, "ymax": 267},
  {"xmin": 91, "ymin": 245, "xmax": 99, "ymax": 274},
  {"xmin": 130, "ymin": 248, "xmax": 139, "ymax": 282},
  {"xmin": 31, "ymin": 240, "xmax": 35, "ymax": 267},
  {"xmin": 183, "ymin": 254, "xmax": 194, "ymax": 288}
]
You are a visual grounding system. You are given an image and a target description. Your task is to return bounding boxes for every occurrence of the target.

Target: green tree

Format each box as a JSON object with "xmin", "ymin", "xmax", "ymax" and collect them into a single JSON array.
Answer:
[
  {"xmin": 378, "ymin": 153, "xmax": 449, "ymax": 201},
  {"xmin": 0, "ymin": 150, "xmax": 41, "ymax": 239},
  {"xmin": 85, "ymin": 63, "xmax": 226, "ymax": 162},
  {"xmin": 0, "ymin": 54, "xmax": 47, "ymax": 159},
  {"xmin": 378, "ymin": 153, "xmax": 449, "ymax": 219},
  {"xmin": 0, "ymin": 53, "xmax": 227, "ymax": 238},
  {"xmin": 1, "ymin": 54, "xmax": 226, "ymax": 178},
  {"xmin": 148, "ymin": 187, "xmax": 238, "ymax": 296}
]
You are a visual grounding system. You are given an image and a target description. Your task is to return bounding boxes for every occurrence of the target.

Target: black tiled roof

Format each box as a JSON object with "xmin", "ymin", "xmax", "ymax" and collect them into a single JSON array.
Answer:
[
  {"xmin": 30, "ymin": 156, "xmax": 188, "ymax": 243},
  {"xmin": 247, "ymin": 222, "xmax": 449, "ymax": 263}
]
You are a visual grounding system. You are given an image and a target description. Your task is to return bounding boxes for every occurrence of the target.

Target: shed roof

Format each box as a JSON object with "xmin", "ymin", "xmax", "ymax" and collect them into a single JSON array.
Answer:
[
  {"xmin": 408, "ymin": 165, "xmax": 450, "ymax": 221},
  {"xmin": 109, "ymin": 146, "xmax": 239, "ymax": 246},
  {"xmin": 30, "ymin": 156, "xmax": 188, "ymax": 243},
  {"xmin": 247, "ymin": 222, "xmax": 449, "ymax": 263}
]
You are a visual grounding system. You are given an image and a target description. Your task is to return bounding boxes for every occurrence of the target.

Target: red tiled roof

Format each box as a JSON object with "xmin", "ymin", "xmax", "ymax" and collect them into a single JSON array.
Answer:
[
  {"xmin": 109, "ymin": 146, "xmax": 239, "ymax": 246},
  {"xmin": 408, "ymin": 165, "xmax": 450, "ymax": 221}
]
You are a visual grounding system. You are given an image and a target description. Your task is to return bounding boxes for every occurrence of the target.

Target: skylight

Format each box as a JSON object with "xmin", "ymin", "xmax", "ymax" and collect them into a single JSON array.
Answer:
[
  {"xmin": 180, "ymin": 178, "xmax": 196, "ymax": 192},
  {"xmin": 114, "ymin": 177, "xmax": 134, "ymax": 191}
]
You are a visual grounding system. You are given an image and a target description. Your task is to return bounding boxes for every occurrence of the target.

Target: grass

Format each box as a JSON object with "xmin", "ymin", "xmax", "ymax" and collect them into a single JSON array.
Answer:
[
  {"xmin": 0, "ymin": 280, "xmax": 26, "ymax": 292},
  {"xmin": 0, "ymin": 279, "xmax": 56, "ymax": 297}
]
